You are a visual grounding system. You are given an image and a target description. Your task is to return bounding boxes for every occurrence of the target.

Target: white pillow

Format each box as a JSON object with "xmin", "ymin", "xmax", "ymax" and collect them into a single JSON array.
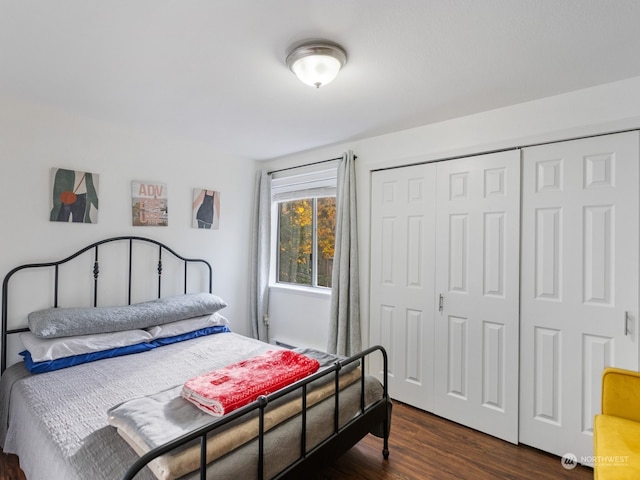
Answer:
[
  {"xmin": 20, "ymin": 329, "xmax": 153, "ymax": 363},
  {"xmin": 146, "ymin": 312, "xmax": 229, "ymax": 339}
]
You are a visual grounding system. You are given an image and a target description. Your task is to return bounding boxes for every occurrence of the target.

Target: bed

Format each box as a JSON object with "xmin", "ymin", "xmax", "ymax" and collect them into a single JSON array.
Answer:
[{"xmin": 0, "ymin": 236, "xmax": 390, "ymax": 480}]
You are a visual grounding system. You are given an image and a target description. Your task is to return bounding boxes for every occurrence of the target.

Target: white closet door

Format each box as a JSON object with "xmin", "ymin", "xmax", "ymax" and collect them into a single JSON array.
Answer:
[
  {"xmin": 433, "ymin": 150, "xmax": 521, "ymax": 443},
  {"xmin": 369, "ymin": 164, "xmax": 436, "ymax": 411},
  {"xmin": 519, "ymin": 131, "xmax": 639, "ymax": 462}
]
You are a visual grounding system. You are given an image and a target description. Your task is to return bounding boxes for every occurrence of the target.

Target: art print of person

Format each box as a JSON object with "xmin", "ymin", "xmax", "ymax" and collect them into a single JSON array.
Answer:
[
  {"xmin": 50, "ymin": 168, "xmax": 99, "ymax": 223},
  {"xmin": 192, "ymin": 189, "xmax": 220, "ymax": 229}
]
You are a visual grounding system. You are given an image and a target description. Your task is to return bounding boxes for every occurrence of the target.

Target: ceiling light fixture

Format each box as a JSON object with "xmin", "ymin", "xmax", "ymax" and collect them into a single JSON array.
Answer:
[{"xmin": 286, "ymin": 41, "xmax": 347, "ymax": 88}]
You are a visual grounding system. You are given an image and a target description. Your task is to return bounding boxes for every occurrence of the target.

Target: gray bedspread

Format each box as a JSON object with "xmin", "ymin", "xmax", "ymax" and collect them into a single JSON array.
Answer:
[{"xmin": 0, "ymin": 332, "xmax": 383, "ymax": 480}]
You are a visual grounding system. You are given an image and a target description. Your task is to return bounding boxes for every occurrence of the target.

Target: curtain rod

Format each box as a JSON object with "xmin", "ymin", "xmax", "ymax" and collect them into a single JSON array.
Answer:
[{"xmin": 267, "ymin": 154, "xmax": 356, "ymax": 175}]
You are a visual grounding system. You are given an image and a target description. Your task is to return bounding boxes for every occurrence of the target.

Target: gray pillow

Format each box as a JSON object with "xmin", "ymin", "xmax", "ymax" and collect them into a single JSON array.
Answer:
[{"xmin": 28, "ymin": 292, "xmax": 227, "ymax": 338}]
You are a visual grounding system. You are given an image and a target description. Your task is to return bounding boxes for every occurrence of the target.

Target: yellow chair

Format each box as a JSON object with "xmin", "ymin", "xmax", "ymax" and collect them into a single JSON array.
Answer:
[{"xmin": 594, "ymin": 367, "xmax": 640, "ymax": 479}]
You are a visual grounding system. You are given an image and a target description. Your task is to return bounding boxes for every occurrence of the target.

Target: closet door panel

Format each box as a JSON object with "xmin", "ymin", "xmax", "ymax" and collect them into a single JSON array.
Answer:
[
  {"xmin": 369, "ymin": 165, "xmax": 436, "ymax": 411},
  {"xmin": 433, "ymin": 150, "xmax": 520, "ymax": 443},
  {"xmin": 520, "ymin": 131, "xmax": 639, "ymax": 463}
]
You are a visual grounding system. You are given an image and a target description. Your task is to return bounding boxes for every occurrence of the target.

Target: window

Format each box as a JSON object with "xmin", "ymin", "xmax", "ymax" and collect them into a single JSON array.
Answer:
[
  {"xmin": 272, "ymin": 167, "xmax": 337, "ymax": 289},
  {"xmin": 277, "ymin": 196, "xmax": 336, "ymax": 287}
]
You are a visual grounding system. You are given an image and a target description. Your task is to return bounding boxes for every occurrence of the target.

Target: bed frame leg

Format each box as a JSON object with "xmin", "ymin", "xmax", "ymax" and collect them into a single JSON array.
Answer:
[
  {"xmin": 382, "ymin": 399, "xmax": 391, "ymax": 459},
  {"xmin": 382, "ymin": 425, "xmax": 390, "ymax": 459}
]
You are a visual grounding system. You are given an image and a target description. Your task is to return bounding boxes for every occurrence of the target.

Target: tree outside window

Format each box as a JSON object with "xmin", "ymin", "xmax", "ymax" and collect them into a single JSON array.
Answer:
[{"xmin": 277, "ymin": 196, "xmax": 336, "ymax": 288}]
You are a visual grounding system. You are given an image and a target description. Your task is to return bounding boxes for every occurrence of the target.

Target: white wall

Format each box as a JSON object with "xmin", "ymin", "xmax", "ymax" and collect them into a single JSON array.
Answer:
[
  {"xmin": 0, "ymin": 96, "xmax": 256, "ymax": 362},
  {"xmin": 268, "ymin": 286, "xmax": 330, "ymax": 351},
  {"xmin": 263, "ymin": 75, "xmax": 640, "ymax": 350}
]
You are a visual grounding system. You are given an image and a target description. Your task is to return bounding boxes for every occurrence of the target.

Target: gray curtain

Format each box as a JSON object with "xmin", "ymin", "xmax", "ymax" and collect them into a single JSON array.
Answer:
[
  {"xmin": 327, "ymin": 151, "xmax": 361, "ymax": 356},
  {"xmin": 249, "ymin": 170, "xmax": 271, "ymax": 341}
]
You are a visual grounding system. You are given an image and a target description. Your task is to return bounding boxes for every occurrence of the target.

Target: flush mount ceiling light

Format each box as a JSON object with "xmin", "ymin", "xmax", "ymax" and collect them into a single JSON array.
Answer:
[{"xmin": 286, "ymin": 41, "xmax": 347, "ymax": 88}]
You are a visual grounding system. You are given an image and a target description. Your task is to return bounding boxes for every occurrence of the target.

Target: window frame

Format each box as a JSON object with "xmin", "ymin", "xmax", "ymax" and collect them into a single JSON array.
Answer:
[{"xmin": 269, "ymin": 165, "xmax": 338, "ymax": 292}]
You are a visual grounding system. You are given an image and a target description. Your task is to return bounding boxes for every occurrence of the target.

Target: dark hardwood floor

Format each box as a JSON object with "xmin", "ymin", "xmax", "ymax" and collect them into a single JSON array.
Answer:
[
  {"xmin": 1, "ymin": 402, "xmax": 593, "ymax": 480},
  {"xmin": 0, "ymin": 450, "xmax": 24, "ymax": 480},
  {"xmin": 314, "ymin": 402, "xmax": 593, "ymax": 479}
]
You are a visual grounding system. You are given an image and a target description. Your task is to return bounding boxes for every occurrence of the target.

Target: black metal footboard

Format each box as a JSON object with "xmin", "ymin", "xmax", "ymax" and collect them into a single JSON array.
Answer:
[{"xmin": 121, "ymin": 345, "xmax": 390, "ymax": 480}]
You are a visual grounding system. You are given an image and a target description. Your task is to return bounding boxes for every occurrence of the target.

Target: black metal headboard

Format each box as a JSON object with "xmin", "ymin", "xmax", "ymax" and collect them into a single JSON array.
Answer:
[{"xmin": 1, "ymin": 236, "xmax": 213, "ymax": 373}]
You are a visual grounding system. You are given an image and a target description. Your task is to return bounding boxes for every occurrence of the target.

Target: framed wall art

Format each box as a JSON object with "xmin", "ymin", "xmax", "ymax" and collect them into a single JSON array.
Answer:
[
  {"xmin": 192, "ymin": 188, "xmax": 220, "ymax": 229},
  {"xmin": 50, "ymin": 167, "xmax": 99, "ymax": 224},
  {"xmin": 131, "ymin": 181, "xmax": 168, "ymax": 226}
]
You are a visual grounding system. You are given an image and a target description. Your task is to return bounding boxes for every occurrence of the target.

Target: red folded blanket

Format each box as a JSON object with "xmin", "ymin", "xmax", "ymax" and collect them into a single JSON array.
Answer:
[{"xmin": 181, "ymin": 349, "xmax": 320, "ymax": 416}]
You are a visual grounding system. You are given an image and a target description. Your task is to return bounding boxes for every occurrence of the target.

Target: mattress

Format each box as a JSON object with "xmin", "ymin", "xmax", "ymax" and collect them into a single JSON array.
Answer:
[{"xmin": 0, "ymin": 331, "xmax": 382, "ymax": 480}]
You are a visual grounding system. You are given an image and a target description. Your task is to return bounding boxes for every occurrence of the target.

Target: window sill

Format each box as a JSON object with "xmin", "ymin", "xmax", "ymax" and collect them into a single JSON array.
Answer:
[{"xmin": 268, "ymin": 283, "xmax": 332, "ymax": 299}]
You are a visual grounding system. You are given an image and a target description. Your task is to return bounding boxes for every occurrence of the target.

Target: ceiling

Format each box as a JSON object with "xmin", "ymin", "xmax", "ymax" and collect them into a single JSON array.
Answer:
[{"xmin": 2, "ymin": 1, "xmax": 640, "ymax": 161}]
